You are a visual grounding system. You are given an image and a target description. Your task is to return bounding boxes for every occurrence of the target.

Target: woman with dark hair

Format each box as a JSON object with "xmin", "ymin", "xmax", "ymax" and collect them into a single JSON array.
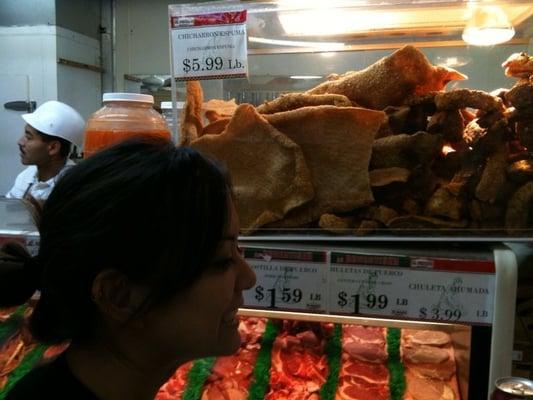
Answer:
[{"xmin": 0, "ymin": 136, "xmax": 256, "ymax": 399}]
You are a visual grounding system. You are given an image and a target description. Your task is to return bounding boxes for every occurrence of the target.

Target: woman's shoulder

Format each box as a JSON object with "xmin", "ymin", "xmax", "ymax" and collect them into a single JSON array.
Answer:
[{"xmin": 5, "ymin": 355, "xmax": 97, "ymax": 399}]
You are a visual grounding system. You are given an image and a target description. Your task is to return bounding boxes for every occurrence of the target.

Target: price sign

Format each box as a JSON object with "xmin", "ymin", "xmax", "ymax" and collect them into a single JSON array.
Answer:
[
  {"xmin": 329, "ymin": 252, "xmax": 495, "ymax": 325},
  {"xmin": 170, "ymin": 10, "xmax": 248, "ymax": 80},
  {"xmin": 25, "ymin": 235, "xmax": 40, "ymax": 256},
  {"xmin": 242, "ymin": 247, "xmax": 327, "ymax": 313}
]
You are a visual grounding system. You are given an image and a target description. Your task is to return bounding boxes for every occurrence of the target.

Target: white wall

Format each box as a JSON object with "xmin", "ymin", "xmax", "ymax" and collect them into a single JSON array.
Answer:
[
  {"xmin": 0, "ymin": 26, "xmax": 58, "ymax": 195},
  {"xmin": 0, "ymin": 26, "xmax": 59, "ymax": 103},
  {"xmin": 0, "ymin": 25, "xmax": 101, "ymax": 195},
  {"xmin": 115, "ymin": 0, "xmax": 193, "ymax": 91},
  {"xmin": 56, "ymin": 26, "xmax": 101, "ymax": 119}
]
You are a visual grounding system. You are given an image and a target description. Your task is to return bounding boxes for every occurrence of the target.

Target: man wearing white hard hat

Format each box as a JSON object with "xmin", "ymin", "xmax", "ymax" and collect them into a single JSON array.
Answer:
[{"xmin": 5, "ymin": 101, "xmax": 85, "ymax": 201}]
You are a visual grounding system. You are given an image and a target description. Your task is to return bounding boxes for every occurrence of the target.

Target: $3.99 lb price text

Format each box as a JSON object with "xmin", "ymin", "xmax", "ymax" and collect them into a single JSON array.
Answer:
[{"xmin": 182, "ymin": 57, "xmax": 244, "ymax": 73}]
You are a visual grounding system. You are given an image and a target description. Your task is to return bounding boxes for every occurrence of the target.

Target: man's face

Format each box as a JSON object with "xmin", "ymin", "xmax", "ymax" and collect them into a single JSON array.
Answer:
[{"xmin": 17, "ymin": 124, "xmax": 53, "ymax": 166}]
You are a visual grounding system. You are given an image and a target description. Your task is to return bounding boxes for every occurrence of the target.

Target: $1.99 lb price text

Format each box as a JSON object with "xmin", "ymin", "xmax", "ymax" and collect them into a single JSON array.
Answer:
[{"xmin": 335, "ymin": 291, "xmax": 469, "ymax": 322}]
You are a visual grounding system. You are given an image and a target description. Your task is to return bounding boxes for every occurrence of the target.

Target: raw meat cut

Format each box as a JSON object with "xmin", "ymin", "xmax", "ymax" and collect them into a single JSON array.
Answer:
[
  {"xmin": 343, "ymin": 341, "xmax": 388, "ymax": 363},
  {"xmin": 406, "ymin": 359, "xmax": 456, "ymax": 380},
  {"xmin": 343, "ymin": 325, "xmax": 386, "ymax": 345},
  {"xmin": 156, "ymin": 317, "xmax": 266, "ymax": 400},
  {"xmin": 266, "ymin": 324, "xmax": 329, "ymax": 399},
  {"xmin": 402, "ymin": 329, "xmax": 460, "ymax": 400},
  {"xmin": 340, "ymin": 358, "xmax": 389, "ymax": 384},
  {"xmin": 336, "ymin": 375, "xmax": 389, "ymax": 400},
  {"xmin": 403, "ymin": 330, "xmax": 451, "ymax": 346},
  {"xmin": 156, "ymin": 362, "xmax": 193, "ymax": 400},
  {"xmin": 201, "ymin": 317, "xmax": 266, "ymax": 400},
  {"xmin": 403, "ymin": 344, "xmax": 450, "ymax": 364},
  {"xmin": 335, "ymin": 324, "xmax": 390, "ymax": 400},
  {"xmin": 405, "ymin": 371, "xmax": 455, "ymax": 400}
]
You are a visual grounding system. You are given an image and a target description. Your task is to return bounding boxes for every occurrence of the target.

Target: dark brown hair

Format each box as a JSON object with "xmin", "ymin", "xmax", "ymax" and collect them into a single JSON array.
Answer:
[{"xmin": 2, "ymin": 136, "xmax": 230, "ymax": 344}]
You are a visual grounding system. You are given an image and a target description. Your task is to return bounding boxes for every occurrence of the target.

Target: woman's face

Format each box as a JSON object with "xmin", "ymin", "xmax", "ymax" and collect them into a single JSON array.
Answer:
[{"xmin": 140, "ymin": 198, "xmax": 256, "ymax": 366}]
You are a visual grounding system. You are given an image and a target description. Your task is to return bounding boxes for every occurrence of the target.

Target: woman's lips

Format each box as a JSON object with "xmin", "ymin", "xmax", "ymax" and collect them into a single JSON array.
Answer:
[
  {"xmin": 222, "ymin": 308, "xmax": 239, "ymax": 324},
  {"xmin": 222, "ymin": 300, "xmax": 243, "ymax": 325}
]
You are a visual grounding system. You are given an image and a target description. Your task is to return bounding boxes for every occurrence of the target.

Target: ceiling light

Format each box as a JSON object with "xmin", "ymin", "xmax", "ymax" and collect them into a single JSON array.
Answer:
[
  {"xmin": 462, "ymin": 6, "xmax": 515, "ymax": 46},
  {"xmin": 249, "ymin": 36, "xmax": 345, "ymax": 51},
  {"xmin": 290, "ymin": 75, "xmax": 323, "ymax": 79}
]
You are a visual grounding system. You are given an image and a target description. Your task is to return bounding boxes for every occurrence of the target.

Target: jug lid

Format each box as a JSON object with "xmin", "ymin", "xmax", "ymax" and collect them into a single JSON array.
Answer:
[{"xmin": 103, "ymin": 93, "xmax": 154, "ymax": 104}]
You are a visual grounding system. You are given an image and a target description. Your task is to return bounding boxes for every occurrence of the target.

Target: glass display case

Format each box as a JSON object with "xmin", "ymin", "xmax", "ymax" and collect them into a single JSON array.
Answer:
[
  {"xmin": 169, "ymin": 0, "xmax": 533, "ymax": 241},
  {"xmin": 164, "ymin": 2, "xmax": 527, "ymax": 399}
]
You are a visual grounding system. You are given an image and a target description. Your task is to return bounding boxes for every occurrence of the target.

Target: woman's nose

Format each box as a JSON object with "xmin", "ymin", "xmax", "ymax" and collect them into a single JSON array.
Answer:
[{"xmin": 237, "ymin": 254, "xmax": 256, "ymax": 291}]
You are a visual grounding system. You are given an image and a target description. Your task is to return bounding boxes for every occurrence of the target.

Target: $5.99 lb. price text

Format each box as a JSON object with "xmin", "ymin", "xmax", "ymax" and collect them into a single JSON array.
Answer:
[{"xmin": 182, "ymin": 57, "xmax": 244, "ymax": 73}]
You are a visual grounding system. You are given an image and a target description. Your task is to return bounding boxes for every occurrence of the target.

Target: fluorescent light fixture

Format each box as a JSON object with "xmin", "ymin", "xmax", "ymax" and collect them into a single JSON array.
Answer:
[
  {"xmin": 249, "ymin": 36, "xmax": 345, "ymax": 50},
  {"xmin": 278, "ymin": 9, "xmax": 397, "ymax": 36},
  {"xmin": 462, "ymin": 6, "xmax": 515, "ymax": 46},
  {"xmin": 290, "ymin": 75, "xmax": 323, "ymax": 79}
]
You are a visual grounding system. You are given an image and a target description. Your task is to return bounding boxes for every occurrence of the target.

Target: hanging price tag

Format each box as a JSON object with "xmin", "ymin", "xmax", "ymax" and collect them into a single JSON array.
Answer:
[
  {"xmin": 170, "ymin": 10, "xmax": 248, "ymax": 81},
  {"xmin": 329, "ymin": 252, "xmax": 496, "ymax": 325},
  {"xmin": 242, "ymin": 247, "xmax": 328, "ymax": 313}
]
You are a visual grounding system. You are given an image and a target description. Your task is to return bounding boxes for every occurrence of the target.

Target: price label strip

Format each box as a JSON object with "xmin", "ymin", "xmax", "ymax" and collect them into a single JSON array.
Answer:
[
  {"xmin": 242, "ymin": 247, "xmax": 328, "ymax": 313},
  {"xmin": 170, "ymin": 10, "xmax": 248, "ymax": 81},
  {"xmin": 329, "ymin": 252, "xmax": 496, "ymax": 325}
]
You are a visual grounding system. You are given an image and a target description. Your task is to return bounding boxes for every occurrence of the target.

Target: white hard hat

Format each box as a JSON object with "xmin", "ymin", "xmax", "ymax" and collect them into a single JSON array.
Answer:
[{"xmin": 22, "ymin": 101, "xmax": 85, "ymax": 148}]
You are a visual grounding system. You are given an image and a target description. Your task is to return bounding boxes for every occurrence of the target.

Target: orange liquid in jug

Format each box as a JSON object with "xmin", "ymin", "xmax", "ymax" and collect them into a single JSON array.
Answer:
[{"xmin": 84, "ymin": 129, "xmax": 171, "ymax": 158}]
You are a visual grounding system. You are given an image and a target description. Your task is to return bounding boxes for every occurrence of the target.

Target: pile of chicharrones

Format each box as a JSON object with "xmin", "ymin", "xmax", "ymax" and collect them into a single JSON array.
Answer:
[{"xmin": 180, "ymin": 45, "xmax": 533, "ymax": 236}]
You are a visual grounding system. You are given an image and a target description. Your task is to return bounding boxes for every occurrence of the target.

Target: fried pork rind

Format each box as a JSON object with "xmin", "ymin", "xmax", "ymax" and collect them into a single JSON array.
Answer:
[
  {"xmin": 355, "ymin": 219, "xmax": 381, "ymax": 236},
  {"xmin": 202, "ymin": 118, "xmax": 230, "ymax": 136},
  {"xmin": 191, "ymin": 104, "xmax": 314, "ymax": 232},
  {"xmin": 256, "ymin": 93, "xmax": 352, "ymax": 114},
  {"xmin": 462, "ymin": 119, "xmax": 486, "ymax": 146},
  {"xmin": 425, "ymin": 186, "xmax": 464, "ymax": 220},
  {"xmin": 369, "ymin": 167, "xmax": 410, "ymax": 187},
  {"xmin": 516, "ymin": 119, "xmax": 533, "ymax": 150},
  {"xmin": 427, "ymin": 110, "xmax": 464, "ymax": 142},
  {"xmin": 502, "ymin": 52, "xmax": 533, "ymax": 79},
  {"xmin": 469, "ymin": 199, "xmax": 504, "ymax": 225},
  {"xmin": 264, "ymin": 106, "xmax": 385, "ymax": 227},
  {"xmin": 435, "ymin": 89, "xmax": 504, "ymax": 112},
  {"xmin": 507, "ymin": 159, "xmax": 533, "ymax": 182},
  {"xmin": 203, "ymin": 98, "xmax": 238, "ymax": 122},
  {"xmin": 306, "ymin": 45, "xmax": 466, "ymax": 110},
  {"xmin": 370, "ymin": 132, "xmax": 443, "ymax": 169},
  {"xmin": 360, "ymin": 205, "xmax": 399, "ymax": 225},
  {"xmin": 475, "ymin": 150, "xmax": 507, "ymax": 203},
  {"xmin": 505, "ymin": 181, "xmax": 533, "ymax": 234},
  {"xmin": 387, "ymin": 215, "xmax": 467, "ymax": 231},
  {"xmin": 505, "ymin": 82, "xmax": 533, "ymax": 110},
  {"xmin": 180, "ymin": 81, "xmax": 204, "ymax": 145},
  {"xmin": 318, "ymin": 213, "xmax": 355, "ymax": 234}
]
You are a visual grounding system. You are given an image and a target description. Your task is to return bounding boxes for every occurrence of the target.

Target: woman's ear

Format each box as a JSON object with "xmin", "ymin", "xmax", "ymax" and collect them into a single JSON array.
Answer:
[{"xmin": 91, "ymin": 269, "xmax": 148, "ymax": 323}]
